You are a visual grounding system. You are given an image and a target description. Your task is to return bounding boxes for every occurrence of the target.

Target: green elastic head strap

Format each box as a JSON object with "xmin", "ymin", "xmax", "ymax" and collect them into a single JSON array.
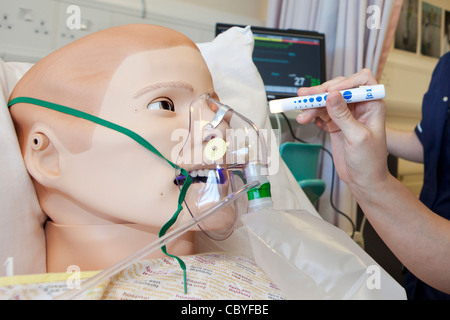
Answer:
[{"xmin": 8, "ymin": 96, "xmax": 191, "ymax": 294}]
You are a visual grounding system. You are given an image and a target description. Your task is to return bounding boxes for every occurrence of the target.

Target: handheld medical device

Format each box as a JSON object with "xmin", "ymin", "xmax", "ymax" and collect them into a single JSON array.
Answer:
[{"xmin": 269, "ymin": 84, "xmax": 386, "ymax": 113}]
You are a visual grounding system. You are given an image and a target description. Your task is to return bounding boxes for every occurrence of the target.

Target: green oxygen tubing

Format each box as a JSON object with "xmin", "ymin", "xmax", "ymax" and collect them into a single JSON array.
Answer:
[{"xmin": 8, "ymin": 96, "xmax": 192, "ymax": 294}]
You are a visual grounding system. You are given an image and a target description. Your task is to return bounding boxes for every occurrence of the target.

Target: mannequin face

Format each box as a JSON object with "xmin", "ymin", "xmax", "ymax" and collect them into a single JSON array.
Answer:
[
  {"xmin": 9, "ymin": 25, "xmax": 245, "ymax": 273},
  {"xmin": 56, "ymin": 46, "xmax": 220, "ymax": 228}
]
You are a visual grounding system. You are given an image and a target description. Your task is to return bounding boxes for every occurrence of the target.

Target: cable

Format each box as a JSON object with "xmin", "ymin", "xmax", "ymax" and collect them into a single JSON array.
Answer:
[
  {"xmin": 141, "ymin": 0, "xmax": 147, "ymax": 19},
  {"xmin": 274, "ymin": 113, "xmax": 282, "ymax": 147},
  {"xmin": 280, "ymin": 112, "xmax": 356, "ymax": 238}
]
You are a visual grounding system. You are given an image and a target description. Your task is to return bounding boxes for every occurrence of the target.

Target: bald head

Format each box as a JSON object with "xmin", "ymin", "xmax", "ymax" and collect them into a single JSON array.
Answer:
[
  {"xmin": 9, "ymin": 24, "xmax": 201, "ymax": 153},
  {"xmin": 10, "ymin": 24, "xmax": 198, "ymax": 113}
]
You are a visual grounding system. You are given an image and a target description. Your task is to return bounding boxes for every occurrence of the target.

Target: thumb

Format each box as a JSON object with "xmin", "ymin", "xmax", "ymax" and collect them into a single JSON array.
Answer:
[{"xmin": 326, "ymin": 91, "xmax": 361, "ymax": 136}]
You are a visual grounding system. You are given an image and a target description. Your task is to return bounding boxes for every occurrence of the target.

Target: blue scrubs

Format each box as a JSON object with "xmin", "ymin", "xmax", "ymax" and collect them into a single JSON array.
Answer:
[{"xmin": 408, "ymin": 52, "xmax": 450, "ymax": 300}]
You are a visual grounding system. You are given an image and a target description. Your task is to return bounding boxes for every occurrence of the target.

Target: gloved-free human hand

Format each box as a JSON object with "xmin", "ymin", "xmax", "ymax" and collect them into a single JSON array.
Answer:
[
  {"xmin": 296, "ymin": 69, "xmax": 389, "ymax": 196},
  {"xmin": 298, "ymin": 69, "xmax": 450, "ymax": 295}
]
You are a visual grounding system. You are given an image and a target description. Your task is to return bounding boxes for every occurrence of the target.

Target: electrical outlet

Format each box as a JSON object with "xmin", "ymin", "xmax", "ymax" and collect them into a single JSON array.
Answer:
[
  {"xmin": 0, "ymin": 13, "xmax": 13, "ymax": 30},
  {"xmin": 55, "ymin": 4, "xmax": 112, "ymax": 49},
  {"xmin": 0, "ymin": 0, "xmax": 57, "ymax": 61}
]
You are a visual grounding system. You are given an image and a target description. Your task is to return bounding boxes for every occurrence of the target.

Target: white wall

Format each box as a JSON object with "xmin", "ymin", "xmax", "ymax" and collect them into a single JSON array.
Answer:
[{"xmin": 0, "ymin": 0, "xmax": 268, "ymax": 62}]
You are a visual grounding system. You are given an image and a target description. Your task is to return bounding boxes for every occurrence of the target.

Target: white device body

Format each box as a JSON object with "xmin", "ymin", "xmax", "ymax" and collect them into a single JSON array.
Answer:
[{"xmin": 269, "ymin": 84, "xmax": 386, "ymax": 113}]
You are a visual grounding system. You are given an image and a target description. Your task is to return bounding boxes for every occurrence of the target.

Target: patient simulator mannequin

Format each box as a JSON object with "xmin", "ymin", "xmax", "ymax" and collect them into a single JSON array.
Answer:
[{"xmin": 9, "ymin": 24, "xmax": 233, "ymax": 273}]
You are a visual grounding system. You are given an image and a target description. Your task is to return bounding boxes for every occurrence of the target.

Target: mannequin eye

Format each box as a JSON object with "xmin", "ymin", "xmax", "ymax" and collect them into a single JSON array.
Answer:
[{"xmin": 147, "ymin": 98, "xmax": 175, "ymax": 112}]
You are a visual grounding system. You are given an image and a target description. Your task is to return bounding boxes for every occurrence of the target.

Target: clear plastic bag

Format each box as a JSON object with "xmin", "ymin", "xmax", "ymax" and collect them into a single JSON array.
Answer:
[{"xmin": 241, "ymin": 208, "xmax": 406, "ymax": 300}]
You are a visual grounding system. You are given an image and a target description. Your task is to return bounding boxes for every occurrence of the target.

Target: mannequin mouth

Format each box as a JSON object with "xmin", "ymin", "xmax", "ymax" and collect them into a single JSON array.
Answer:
[{"xmin": 174, "ymin": 168, "xmax": 226, "ymax": 185}]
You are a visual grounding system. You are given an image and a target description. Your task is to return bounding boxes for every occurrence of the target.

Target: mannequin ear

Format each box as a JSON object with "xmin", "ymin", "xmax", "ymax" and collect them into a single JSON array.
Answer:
[{"xmin": 25, "ymin": 131, "xmax": 61, "ymax": 183}]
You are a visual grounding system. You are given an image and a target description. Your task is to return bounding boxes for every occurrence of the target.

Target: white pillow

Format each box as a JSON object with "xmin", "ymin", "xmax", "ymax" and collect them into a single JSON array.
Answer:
[
  {"xmin": 0, "ymin": 60, "xmax": 47, "ymax": 276},
  {"xmin": 197, "ymin": 26, "xmax": 267, "ymax": 129}
]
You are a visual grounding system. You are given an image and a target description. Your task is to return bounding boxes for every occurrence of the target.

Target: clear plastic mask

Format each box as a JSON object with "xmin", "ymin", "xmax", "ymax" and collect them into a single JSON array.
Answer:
[{"xmin": 174, "ymin": 93, "xmax": 268, "ymax": 240}]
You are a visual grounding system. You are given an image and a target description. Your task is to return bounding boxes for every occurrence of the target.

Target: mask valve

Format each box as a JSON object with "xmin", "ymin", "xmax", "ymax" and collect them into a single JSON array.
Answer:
[{"xmin": 205, "ymin": 104, "xmax": 231, "ymax": 130}]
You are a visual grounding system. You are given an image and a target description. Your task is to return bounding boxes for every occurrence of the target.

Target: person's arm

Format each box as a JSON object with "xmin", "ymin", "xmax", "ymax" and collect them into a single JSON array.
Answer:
[
  {"xmin": 386, "ymin": 127, "xmax": 423, "ymax": 163},
  {"xmin": 355, "ymin": 171, "xmax": 450, "ymax": 294},
  {"xmin": 297, "ymin": 69, "xmax": 450, "ymax": 294}
]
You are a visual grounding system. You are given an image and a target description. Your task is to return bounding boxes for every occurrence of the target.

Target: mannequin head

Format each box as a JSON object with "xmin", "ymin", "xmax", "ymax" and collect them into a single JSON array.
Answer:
[{"xmin": 9, "ymin": 24, "xmax": 231, "ymax": 272}]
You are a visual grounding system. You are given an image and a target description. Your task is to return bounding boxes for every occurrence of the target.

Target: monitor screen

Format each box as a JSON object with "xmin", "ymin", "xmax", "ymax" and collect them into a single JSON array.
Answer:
[{"xmin": 215, "ymin": 23, "xmax": 326, "ymax": 100}]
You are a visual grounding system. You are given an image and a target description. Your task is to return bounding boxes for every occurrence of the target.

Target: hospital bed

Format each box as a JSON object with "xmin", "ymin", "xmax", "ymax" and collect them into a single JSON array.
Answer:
[{"xmin": 0, "ymin": 26, "xmax": 406, "ymax": 300}]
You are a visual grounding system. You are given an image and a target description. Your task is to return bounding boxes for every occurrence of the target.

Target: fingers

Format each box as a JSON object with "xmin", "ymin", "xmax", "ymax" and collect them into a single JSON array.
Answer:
[
  {"xmin": 327, "ymin": 68, "xmax": 377, "ymax": 92},
  {"xmin": 298, "ymin": 69, "xmax": 377, "ymax": 97},
  {"xmin": 325, "ymin": 91, "xmax": 361, "ymax": 136},
  {"xmin": 297, "ymin": 76, "xmax": 346, "ymax": 96},
  {"xmin": 296, "ymin": 107, "xmax": 331, "ymax": 125},
  {"xmin": 296, "ymin": 109, "xmax": 320, "ymax": 124},
  {"xmin": 314, "ymin": 117, "xmax": 330, "ymax": 132},
  {"xmin": 295, "ymin": 68, "xmax": 379, "ymax": 128},
  {"xmin": 296, "ymin": 76, "xmax": 346, "ymax": 125}
]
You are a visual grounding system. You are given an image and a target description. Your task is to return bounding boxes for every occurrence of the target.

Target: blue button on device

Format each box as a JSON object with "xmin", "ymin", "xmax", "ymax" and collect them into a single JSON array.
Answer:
[{"xmin": 343, "ymin": 91, "xmax": 352, "ymax": 100}]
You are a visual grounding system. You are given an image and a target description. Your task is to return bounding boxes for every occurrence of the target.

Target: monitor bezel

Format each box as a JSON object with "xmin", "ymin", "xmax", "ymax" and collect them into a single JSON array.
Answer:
[{"xmin": 215, "ymin": 23, "xmax": 326, "ymax": 100}]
